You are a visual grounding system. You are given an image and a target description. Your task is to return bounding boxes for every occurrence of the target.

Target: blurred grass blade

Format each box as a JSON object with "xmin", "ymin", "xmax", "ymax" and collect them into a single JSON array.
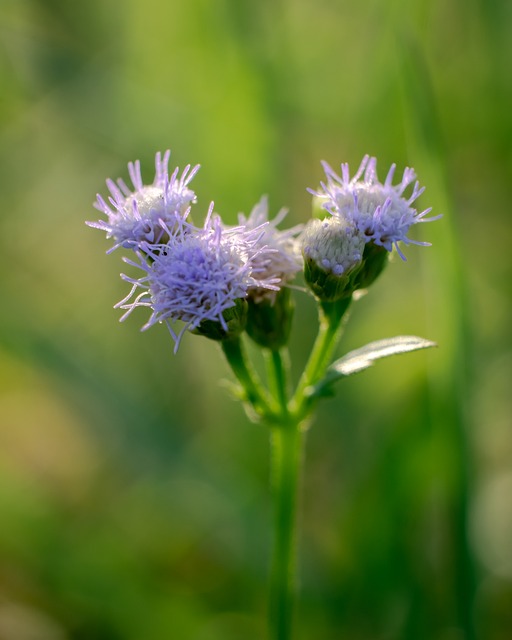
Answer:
[{"xmin": 399, "ymin": 32, "xmax": 477, "ymax": 640}]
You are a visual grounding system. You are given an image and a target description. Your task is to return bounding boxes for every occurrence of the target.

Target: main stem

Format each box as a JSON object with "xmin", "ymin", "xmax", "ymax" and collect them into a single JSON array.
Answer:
[
  {"xmin": 265, "ymin": 347, "xmax": 302, "ymax": 640},
  {"xmin": 269, "ymin": 421, "xmax": 303, "ymax": 640},
  {"xmin": 265, "ymin": 299, "xmax": 351, "ymax": 640},
  {"xmin": 223, "ymin": 299, "xmax": 351, "ymax": 640}
]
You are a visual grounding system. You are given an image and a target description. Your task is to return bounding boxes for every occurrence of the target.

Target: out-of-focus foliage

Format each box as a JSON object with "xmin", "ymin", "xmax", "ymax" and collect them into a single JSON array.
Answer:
[{"xmin": 0, "ymin": 0, "xmax": 510, "ymax": 638}]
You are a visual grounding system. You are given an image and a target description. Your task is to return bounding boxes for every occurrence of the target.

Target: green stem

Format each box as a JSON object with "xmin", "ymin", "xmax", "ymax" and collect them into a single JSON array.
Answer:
[
  {"xmin": 265, "ymin": 348, "xmax": 300, "ymax": 640},
  {"xmin": 221, "ymin": 336, "xmax": 275, "ymax": 418},
  {"xmin": 223, "ymin": 300, "xmax": 350, "ymax": 640},
  {"xmin": 291, "ymin": 297, "xmax": 352, "ymax": 418},
  {"xmin": 266, "ymin": 348, "xmax": 290, "ymax": 417},
  {"xmin": 269, "ymin": 422, "xmax": 304, "ymax": 640}
]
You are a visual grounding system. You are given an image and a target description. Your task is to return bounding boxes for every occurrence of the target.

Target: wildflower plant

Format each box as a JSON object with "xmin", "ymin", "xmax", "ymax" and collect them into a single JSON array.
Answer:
[{"xmin": 88, "ymin": 150, "xmax": 439, "ymax": 640}]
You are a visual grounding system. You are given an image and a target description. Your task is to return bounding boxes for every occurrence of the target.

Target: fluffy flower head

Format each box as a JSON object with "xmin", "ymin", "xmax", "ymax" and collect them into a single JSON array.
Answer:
[
  {"xmin": 237, "ymin": 196, "xmax": 303, "ymax": 301},
  {"xmin": 116, "ymin": 205, "xmax": 280, "ymax": 352},
  {"xmin": 312, "ymin": 155, "xmax": 441, "ymax": 259},
  {"xmin": 88, "ymin": 150, "xmax": 199, "ymax": 251}
]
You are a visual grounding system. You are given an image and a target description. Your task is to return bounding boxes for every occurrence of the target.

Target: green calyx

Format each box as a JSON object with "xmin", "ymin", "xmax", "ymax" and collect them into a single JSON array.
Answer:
[
  {"xmin": 193, "ymin": 298, "xmax": 248, "ymax": 342},
  {"xmin": 304, "ymin": 257, "xmax": 358, "ymax": 301},
  {"xmin": 304, "ymin": 242, "xmax": 390, "ymax": 302},
  {"xmin": 354, "ymin": 242, "xmax": 389, "ymax": 289},
  {"xmin": 246, "ymin": 288, "xmax": 294, "ymax": 350}
]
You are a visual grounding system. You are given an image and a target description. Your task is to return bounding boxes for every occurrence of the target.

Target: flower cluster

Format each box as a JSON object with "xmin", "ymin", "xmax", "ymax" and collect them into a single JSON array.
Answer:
[
  {"xmin": 117, "ymin": 206, "xmax": 282, "ymax": 352},
  {"xmin": 303, "ymin": 155, "xmax": 440, "ymax": 300},
  {"xmin": 312, "ymin": 155, "xmax": 440, "ymax": 259},
  {"xmin": 89, "ymin": 151, "xmax": 302, "ymax": 351},
  {"xmin": 89, "ymin": 151, "xmax": 438, "ymax": 348}
]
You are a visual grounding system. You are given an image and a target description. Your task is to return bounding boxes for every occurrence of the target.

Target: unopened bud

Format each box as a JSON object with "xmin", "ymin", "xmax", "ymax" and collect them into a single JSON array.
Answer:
[
  {"xmin": 302, "ymin": 218, "xmax": 364, "ymax": 301},
  {"xmin": 246, "ymin": 287, "xmax": 294, "ymax": 349}
]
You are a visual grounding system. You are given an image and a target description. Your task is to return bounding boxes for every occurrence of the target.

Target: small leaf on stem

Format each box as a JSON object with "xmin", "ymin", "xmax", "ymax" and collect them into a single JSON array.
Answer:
[{"xmin": 308, "ymin": 335, "xmax": 437, "ymax": 397}]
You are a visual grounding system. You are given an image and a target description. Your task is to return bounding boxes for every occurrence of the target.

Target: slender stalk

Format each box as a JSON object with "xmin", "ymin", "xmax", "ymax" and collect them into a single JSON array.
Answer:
[
  {"xmin": 221, "ymin": 336, "xmax": 275, "ymax": 418},
  {"xmin": 265, "ymin": 348, "xmax": 290, "ymax": 417},
  {"xmin": 291, "ymin": 297, "xmax": 352, "ymax": 417},
  {"xmin": 269, "ymin": 422, "xmax": 304, "ymax": 640}
]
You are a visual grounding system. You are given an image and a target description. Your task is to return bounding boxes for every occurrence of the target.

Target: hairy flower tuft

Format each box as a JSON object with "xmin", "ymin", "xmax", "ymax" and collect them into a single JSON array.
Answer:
[
  {"xmin": 311, "ymin": 155, "xmax": 441, "ymax": 259},
  {"xmin": 237, "ymin": 196, "xmax": 303, "ymax": 302},
  {"xmin": 88, "ymin": 150, "xmax": 200, "ymax": 252},
  {"xmin": 115, "ymin": 204, "xmax": 280, "ymax": 352}
]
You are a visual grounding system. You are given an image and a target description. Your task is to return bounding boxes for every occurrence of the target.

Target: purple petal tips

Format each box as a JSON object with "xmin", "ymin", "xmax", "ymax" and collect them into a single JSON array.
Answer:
[
  {"xmin": 311, "ymin": 156, "xmax": 441, "ymax": 259},
  {"xmin": 87, "ymin": 150, "xmax": 200, "ymax": 252}
]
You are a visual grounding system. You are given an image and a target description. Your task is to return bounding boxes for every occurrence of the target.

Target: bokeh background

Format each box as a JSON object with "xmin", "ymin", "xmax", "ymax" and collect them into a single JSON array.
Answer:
[{"xmin": 1, "ymin": 1, "xmax": 511, "ymax": 639}]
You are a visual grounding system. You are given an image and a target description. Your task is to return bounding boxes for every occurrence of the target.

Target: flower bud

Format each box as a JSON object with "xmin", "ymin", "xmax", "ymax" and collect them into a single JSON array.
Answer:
[
  {"xmin": 354, "ymin": 242, "xmax": 389, "ymax": 289},
  {"xmin": 302, "ymin": 218, "xmax": 364, "ymax": 301},
  {"xmin": 246, "ymin": 287, "xmax": 294, "ymax": 349}
]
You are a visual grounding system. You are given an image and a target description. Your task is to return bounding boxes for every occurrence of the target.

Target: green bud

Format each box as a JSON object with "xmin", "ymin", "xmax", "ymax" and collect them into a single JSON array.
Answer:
[
  {"xmin": 353, "ymin": 242, "xmax": 389, "ymax": 289},
  {"xmin": 303, "ymin": 257, "xmax": 348, "ymax": 301},
  {"xmin": 193, "ymin": 297, "xmax": 248, "ymax": 342},
  {"xmin": 246, "ymin": 287, "xmax": 294, "ymax": 349},
  {"xmin": 302, "ymin": 218, "xmax": 365, "ymax": 301},
  {"xmin": 312, "ymin": 195, "xmax": 327, "ymax": 220}
]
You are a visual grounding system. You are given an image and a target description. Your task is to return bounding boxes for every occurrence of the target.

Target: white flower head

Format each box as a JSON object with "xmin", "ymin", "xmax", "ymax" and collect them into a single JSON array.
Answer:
[
  {"xmin": 88, "ymin": 150, "xmax": 200, "ymax": 252},
  {"xmin": 312, "ymin": 155, "xmax": 441, "ymax": 259},
  {"xmin": 237, "ymin": 196, "xmax": 303, "ymax": 302},
  {"xmin": 302, "ymin": 217, "xmax": 364, "ymax": 276},
  {"xmin": 115, "ymin": 204, "xmax": 280, "ymax": 352}
]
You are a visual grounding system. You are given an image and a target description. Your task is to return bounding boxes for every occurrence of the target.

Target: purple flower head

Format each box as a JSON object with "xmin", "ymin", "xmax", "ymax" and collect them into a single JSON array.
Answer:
[
  {"xmin": 237, "ymin": 196, "xmax": 303, "ymax": 302},
  {"xmin": 115, "ymin": 204, "xmax": 280, "ymax": 352},
  {"xmin": 87, "ymin": 150, "xmax": 200, "ymax": 252},
  {"xmin": 312, "ymin": 155, "xmax": 441, "ymax": 259}
]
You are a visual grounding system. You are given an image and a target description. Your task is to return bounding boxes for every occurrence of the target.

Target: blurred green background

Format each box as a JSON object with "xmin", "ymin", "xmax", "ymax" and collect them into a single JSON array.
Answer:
[{"xmin": 0, "ymin": 0, "xmax": 511, "ymax": 638}]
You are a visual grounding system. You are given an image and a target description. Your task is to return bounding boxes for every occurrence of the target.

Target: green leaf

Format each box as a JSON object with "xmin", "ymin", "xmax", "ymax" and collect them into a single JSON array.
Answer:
[{"xmin": 308, "ymin": 336, "xmax": 437, "ymax": 397}]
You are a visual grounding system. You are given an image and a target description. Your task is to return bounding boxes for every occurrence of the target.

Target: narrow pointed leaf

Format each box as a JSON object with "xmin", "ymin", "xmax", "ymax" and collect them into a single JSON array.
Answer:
[{"xmin": 309, "ymin": 335, "xmax": 437, "ymax": 397}]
